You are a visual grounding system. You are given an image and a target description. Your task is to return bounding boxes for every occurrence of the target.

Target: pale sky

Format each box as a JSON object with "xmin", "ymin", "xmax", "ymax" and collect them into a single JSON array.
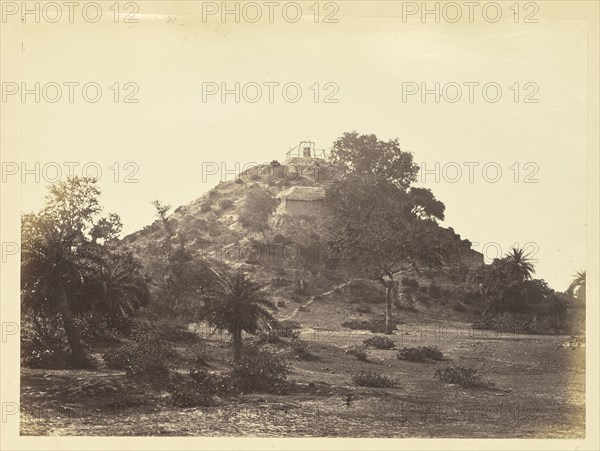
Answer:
[{"xmin": 13, "ymin": 1, "xmax": 589, "ymax": 291}]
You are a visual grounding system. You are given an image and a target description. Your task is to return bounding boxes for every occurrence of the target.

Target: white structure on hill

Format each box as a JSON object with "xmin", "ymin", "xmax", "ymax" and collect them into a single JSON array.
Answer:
[{"xmin": 276, "ymin": 186, "xmax": 327, "ymax": 217}]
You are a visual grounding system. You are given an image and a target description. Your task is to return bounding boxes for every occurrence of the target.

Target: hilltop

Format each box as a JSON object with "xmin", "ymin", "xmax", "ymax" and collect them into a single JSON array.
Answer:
[{"xmin": 121, "ymin": 151, "xmax": 485, "ymax": 326}]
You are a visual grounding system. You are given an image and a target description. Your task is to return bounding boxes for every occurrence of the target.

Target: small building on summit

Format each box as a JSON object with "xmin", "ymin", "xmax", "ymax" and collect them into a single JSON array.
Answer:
[{"xmin": 275, "ymin": 186, "xmax": 327, "ymax": 217}]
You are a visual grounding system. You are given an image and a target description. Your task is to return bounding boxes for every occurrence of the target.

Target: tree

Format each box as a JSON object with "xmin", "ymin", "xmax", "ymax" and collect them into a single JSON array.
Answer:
[
  {"xmin": 238, "ymin": 186, "xmax": 278, "ymax": 233},
  {"xmin": 329, "ymin": 131, "xmax": 420, "ymax": 189},
  {"xmin": 325, "ymin": 174, "xmax": 445, "ymax": 334},
  {"xmin": 149, "ymin": 200, "xmax": 212, "ymax": 313},
  {"xmin": 467, "ymin": 247, "xmax": 535, "ymax": 316},
  {"xmin": 568, "ymin": 270, "xmax": 586, "ymax": 302},
  {"xmin": 85, "ymin": 250, "xmax": 151, "ymax": 330},
  {"xmin": 503, "ymin": 247, "xmax": 535, "ymax": 283},
  {"xmin": 21, "ymin": 177, "xmax": 150, "ymax": 367},
  {"xmin": 200, "ymin": 268, "xmax": 277, "ymax": 361},
  {"xmin": 325, "ymin": 133, "xmax": 449, "ymax": 334}
]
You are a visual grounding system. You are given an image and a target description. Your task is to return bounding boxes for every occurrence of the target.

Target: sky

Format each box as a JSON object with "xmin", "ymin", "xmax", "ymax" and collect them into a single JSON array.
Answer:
[{"xmin": 10, "ymin": 1, "xmax": 590, "ymax": 291}]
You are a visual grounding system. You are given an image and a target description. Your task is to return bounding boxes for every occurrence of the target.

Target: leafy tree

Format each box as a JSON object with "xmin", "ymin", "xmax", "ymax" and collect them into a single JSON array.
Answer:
[
  {"xmin": 148, "ymin": 200, "xmax": 212, "ymax": 313},
  {"xmin": 21, "ymin": 177, "xmax": 149, "ymax": 367},
  {"xmin": 200, "ymin": 268, "xmax": 277, "ymax": 361},
  {"xmin": 238, "ymin": 186, "xmax": 278, "ymax": 232},
  {"xmin": 329, "ymin": 131, "xmax": 420, "ymax": 189},
  {"xmin": 325, "ymin": 174, "xmax": 445, "ymax": 334},
  {"xmin": 325, "ymin": 133, "xmax": 453, "ymax": 334},
  {"xmin": 568, "ymin": 270, "xmax": 586, "ymax": 302}
]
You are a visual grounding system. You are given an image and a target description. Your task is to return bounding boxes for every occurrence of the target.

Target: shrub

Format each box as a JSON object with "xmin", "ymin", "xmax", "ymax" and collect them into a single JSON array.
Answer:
[
  {"xmin": 168, "ymin": 384, "xmax": 216, "ymax": 408},
  {"xmin": 103, "ymin": 335, "xmax": 172, "ymax": 379},
  {"xmin": 452, "ymin": 302, "xmax": 468, "ymax": 313},
  {"xmin": 277, "ymin": 300, "xmax": 286, "ymax": 308},
  {"xmin": 257, "ymin": 321, "xmax": 300, "ymax": 343},
  {"xmin": 232, "ymin": 346, "xmax": 289, "ymax": 389},
  {"xmin": 345, "ymin": 345, "xmax": 368, "ymax": 361},
  {"xmin": 363, "ymin": 335, "xmax": 396, "ymax": 350},
  {"xmin": 276, "ymin": 323, "xmax": 300, "ymax": 339},
  {"xmin": 272, "ymin": 234, "xmax": 288, "ymax": 244},
  {"xmin": 397, "ymin": 346, "xmax": 444, "ymax": 362},
  {"xmin": 401, "ymin": 277, "xmax": 420, "ymax": 291},
  {"xmin": 238, "ymin": 187, "xmax": 277, "ymax": 231},
  {"xmin": 219, "ymin": 199, "xmax": 234, "ymax": 210},
  {"xmin": 434, "ymin": 366, "xmax": 495, "ymax": 389},
  {"xmin": 341, "ymin": 315, "xmax": 398, "ymax": 333},
  {"xmin": 352, "ymin": 371, "xmax": 399, "ymax": 388},
  {"xmin": 279, "ymin": 319, "xmax": 301, "ymax": 330},
  {"xmin": 208, "ymin": 223, "xmax": 222, "ymax": 237},
  {"xmin": 472, "ymin": 312, "xmax": 559, "ymax": 335},
  {"xmin": 21, "ymin": 314, "xmax": 72, "ymax": 369},
  {"xmin": 134, "ymin": 318, "xmax": 198, "ymax": 343},
  {"xmin": 429, "ymin": 283, "xmax": 442, "ymax": 299},
  {"xmin": 189, "ymin": 369, "xmax": 236, "ymax": 394},
  {"xmin": 271, "ymin": 277, "xmax": 290, "ymax": 287},
  {"xmin": 354, "ymin": 304, "xmax": 372, "ymax": 314},
  {"xmin": 290, "ymin": 339, "xmax": 313, "ymax": 359},
  {"xmin": 200, "ymin": 200, "xmax": 212, "ymax": 212}
]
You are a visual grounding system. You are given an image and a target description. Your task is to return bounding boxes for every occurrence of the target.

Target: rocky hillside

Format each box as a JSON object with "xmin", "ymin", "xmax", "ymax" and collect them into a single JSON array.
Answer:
[
  {"xmin": 121, "ymin": 157, "xmax": 483, "ymax": 322},
  {"xmin": 122, "ymin": 158, "xmax": 337, "ymax": 253}
]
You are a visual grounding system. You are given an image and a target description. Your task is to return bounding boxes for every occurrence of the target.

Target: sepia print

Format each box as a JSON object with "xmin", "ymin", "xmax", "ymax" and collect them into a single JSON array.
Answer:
[{"xmin": 0, "ymin": 1, "xmax": 598, "ymax": 449}]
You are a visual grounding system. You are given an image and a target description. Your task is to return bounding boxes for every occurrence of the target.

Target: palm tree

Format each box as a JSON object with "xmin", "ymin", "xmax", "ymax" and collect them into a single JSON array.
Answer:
[
  {"xmin": 568, "ymin": 270, "xmax": 586, "ymax": 302},
  {"xmin": 90, "ymin": 250, "xmax": 151, "ymax": 327},
  {"xmin": 467, "ymin": 247, "xmax": 535, "ymax": 317},
  {"xmin": 21, "ymin": 211, "xmax": 92, "ymax": 367},
  {"xmin": 201, "ymin": 268, "xmax": 277, "ymax": 362},
  {"xmin": 503, "ymin": 247, "xmax": 535, "ymax": 283}
]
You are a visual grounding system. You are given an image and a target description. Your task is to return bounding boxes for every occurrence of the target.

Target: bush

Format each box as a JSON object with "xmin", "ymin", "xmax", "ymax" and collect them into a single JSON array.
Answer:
[
  {"xmin": 452, "ymin": 302, "xmax": 468, "ymax": 313},
  {"xmin": 272, "ymin": 234, "xmax": 288, "ymax": 244},
  {"xmin": 238, "ymin": 187, "xmax": 277, "ymax": 231},
  {"xmin": 271, "ymin": 277, "xmax": 290, "ymax": 287},
  {"xmin": 397, "ymin": 346, "xmax": 444, "ymax": 362},
  {"xmin": 103, "ymin": 335, "xmax": 172, "ymax": 379},
  {"xmin": 21, "ymin": 314, "xmax": 72, "ymax": 369},
  {"xmin": 345, "ymin": 345, "xmax": 368, "ymax": 361},
  {"xmin": 257, "ymin": 321, "xmax": 300, "ymax": 343},
  {"xmin": 341, "ymin": 315, "xmax": 398, "ymax": 333},
  {"xmin": 189, "ymin": 369, "xmax": 236, "ymax": 394},
  {"xmin": 401, "ymin": 277, "xmax": 420, "ymax": 291},
  {"xmin": 434, "ymin": 366, "xmax": 495, "ymax": 389},
  {"xmin": 429, "ymin": 283, "xmax": 442, "ymax": 299},
  {"xmin": 168, "ymin": 384, "xmax": 216, "ymax": 408},
  {"xmin": 352, "ymin": 371, "xmax": 399, "ymax": 388},
  {"xmin": 278, "ymin": 319, "xmax": 301, "ymax": 330},
  {"xmin": 290, "ymin": 339, "xmax": 313, "ymax": 359},
  {"xmin": 472, "ymin": 312, "xmax": 560, "ymax": 335},
  {"xmin": 232, "ymin": 346, "xmax": 289, "ymax": 389},
  {"xmin": 134, "ymin": 318, "xmax": 198, "ymax": 343},
  {"xmin": 218, "ymin": 199, "xmax": 234, "ymax": 210},
  {"xmin": 200, "ymin": 200, "xmax": 212, "ymax": 212},
  {"xmin": 354, "ymin": 304, "xmax": 372, "ymax": 314},
  {"xmin": 363, "ymin": 335, "xmax": 396, "ymax": 350},
  {"xmin": 277, "ymin": 300, "xmax": 286, "ymax": 308}
]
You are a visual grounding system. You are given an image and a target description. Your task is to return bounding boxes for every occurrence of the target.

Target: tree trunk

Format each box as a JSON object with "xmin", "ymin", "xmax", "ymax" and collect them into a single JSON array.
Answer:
[
  {"xmin": 232, "ymin": 327, "xmax": 243, "ymax": 363},
  {"xmin": 385, "ymin": 279, "xmax": 394, "ymax": 334},
  {"xmin": 57, "ymin": 283, "xmax": 89, "ymax": 368}
]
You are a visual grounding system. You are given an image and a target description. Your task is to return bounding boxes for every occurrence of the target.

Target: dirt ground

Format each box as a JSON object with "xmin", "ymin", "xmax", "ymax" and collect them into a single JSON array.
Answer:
[{"xmin": 20, "ymin": 315, "xmax": 585, "ymax": 437}]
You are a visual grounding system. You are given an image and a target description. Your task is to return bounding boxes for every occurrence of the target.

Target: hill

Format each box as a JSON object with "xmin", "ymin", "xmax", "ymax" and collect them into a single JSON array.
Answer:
[{"xmin": 121, "ymin": 156, "xmax": 484, "ymax": 325}]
